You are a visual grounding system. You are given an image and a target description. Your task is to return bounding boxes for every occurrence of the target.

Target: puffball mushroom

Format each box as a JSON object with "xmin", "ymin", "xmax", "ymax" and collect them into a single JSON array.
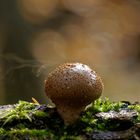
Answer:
[{"xmin": 45, "ymin": 63, "xmax": 103, "ymax": 124}]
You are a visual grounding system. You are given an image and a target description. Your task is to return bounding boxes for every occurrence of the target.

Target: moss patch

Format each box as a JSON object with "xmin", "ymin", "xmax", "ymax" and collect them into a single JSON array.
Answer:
[{"xmin": 0, "ymin": 98, "xmax": 139, "ymax": 139}]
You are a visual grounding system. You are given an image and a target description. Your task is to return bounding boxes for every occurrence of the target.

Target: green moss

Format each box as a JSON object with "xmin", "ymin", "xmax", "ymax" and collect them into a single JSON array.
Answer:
[
  {"xmin": 0, "ymin": 128, "xmax": 6, "ymax": 135},
  {"xmin": 1, "ymin": 101, "xmax": 48, "ymax": 126},
  {"xmin": 80, "ymin": 98, "xmax": 125, "ymax": 131},
  {"xmin": 0, "ymin": 128, "xmax": 54, "ymax": 140},
  {"xmin": 60, "ymin": 135, "xmax": 83, "ymax": 140},
  {"xmin": 128, "ymin": 104, "xmax": 140, "ymax": 121},
  {"xmin": 0, "ymin": 128, "xmax": 82, "ymax": 140},
  {"xmin": 86, "ymin": 97, "xmax": 125, "ymax": 113},
  {"xmin": 0, "ymin": 98, "xmax": 139, "ymax": 139}
]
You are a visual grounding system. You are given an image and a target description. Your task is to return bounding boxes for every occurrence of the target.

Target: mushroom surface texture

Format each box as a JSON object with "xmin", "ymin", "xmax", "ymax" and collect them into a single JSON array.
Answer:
[{"xmin": 45, "ymin": 63, "xmax": 103, "ymax": 124}]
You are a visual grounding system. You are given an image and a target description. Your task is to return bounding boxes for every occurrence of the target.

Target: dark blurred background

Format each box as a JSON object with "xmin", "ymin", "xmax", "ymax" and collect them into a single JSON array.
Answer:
[{"xmin": 0, "ymin": 0, "xmax": 140, "ymax": 104}]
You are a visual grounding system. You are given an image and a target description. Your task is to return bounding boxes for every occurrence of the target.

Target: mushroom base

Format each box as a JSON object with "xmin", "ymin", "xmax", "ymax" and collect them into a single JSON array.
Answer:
[{"xmin": 56, "ymin": 104, "xmax": 84, "ymax": 124}]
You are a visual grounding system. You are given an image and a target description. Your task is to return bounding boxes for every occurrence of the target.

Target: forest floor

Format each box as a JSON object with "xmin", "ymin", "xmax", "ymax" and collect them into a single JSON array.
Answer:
[{"xmin": 0, "ymin": 98, "xmax": 140, "ymax": 140}]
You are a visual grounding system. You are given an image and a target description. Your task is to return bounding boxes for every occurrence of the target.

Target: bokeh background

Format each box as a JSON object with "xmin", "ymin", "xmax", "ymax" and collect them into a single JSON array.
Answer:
[{"xmin": 0, "ymin": 0, "xmax": 140, "ymax": 104}]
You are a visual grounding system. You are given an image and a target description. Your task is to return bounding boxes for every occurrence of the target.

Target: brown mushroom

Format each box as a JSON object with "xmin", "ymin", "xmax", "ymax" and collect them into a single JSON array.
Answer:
[{"xmin": 45, "ymin": 63, "xmax": 103, "ymax": 124}]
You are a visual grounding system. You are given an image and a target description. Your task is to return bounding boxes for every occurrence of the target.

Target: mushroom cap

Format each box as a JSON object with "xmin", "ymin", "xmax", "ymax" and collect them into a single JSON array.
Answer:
[{"xmin": 45, "ymin": 63, "xmax": 103, "ymax": 123}]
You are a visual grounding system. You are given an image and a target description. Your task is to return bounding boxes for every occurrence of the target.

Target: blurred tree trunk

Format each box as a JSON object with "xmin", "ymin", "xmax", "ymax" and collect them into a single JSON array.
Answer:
[{"xmin": 0, "ymin": 0, "xmax": 45, "ymax": 104}]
